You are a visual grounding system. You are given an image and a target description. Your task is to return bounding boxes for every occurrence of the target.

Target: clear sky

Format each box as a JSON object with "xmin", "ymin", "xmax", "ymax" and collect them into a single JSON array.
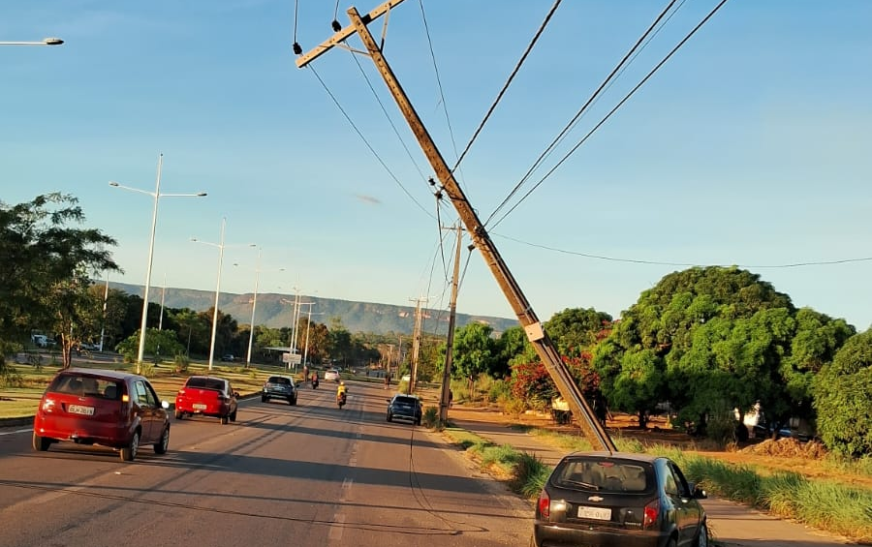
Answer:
[{"xmin": 2, "ymin": 0, "xmax": 870, "ymax": 332}]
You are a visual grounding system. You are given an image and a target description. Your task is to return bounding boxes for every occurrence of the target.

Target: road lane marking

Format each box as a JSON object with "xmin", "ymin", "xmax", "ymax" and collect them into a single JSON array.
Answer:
[
  {"xmin": 349, "ymin": 458, "xmax": 357, "ymax": 467},
  {"xmin": 328, "ymin": 514, "xmax": 346, "ymax": 542},
  {"xmin": 0, "ymin": 428, "xmax": 32, "ymax": 437}
]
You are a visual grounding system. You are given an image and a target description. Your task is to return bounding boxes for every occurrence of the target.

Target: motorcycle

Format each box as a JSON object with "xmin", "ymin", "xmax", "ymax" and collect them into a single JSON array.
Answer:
[
  {"xmin": 312, "ymin": 378, "xmax": 319, "ymax": 389},
  {"xmin": 337, "ymin": 392, "xmax": 347, "ymax": 409}
]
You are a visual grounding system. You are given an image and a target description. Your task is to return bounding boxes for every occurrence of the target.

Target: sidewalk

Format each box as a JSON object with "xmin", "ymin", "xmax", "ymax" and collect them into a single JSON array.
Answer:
[{"xmin": 451, "ymin": 410, "xmax": 852, "ymax": 547}]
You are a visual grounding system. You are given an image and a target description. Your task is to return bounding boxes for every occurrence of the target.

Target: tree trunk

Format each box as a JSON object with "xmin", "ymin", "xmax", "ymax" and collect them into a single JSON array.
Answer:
[{"xmin": 638, "ymin": 411, "xmax": 648, "ymax": 429}]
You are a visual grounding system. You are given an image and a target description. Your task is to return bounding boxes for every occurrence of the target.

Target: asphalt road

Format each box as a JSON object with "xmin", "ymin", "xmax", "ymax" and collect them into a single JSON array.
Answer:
[{"xmin": 0, "ymin": 380, "xmax": 531, "ymax": 547}]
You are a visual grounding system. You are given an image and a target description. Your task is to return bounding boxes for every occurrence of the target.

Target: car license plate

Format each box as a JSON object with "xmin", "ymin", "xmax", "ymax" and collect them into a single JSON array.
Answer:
[
  {"xmin": 68, "ymin": 405, "xmax": 94, "ymax": 416},
  {"xmin": 193, "ymin": 403, "xmax": 207, "ymax": 410},
  {"xmin": 578, "ymin": 506, "xmax": 611, "ymax": 521}
]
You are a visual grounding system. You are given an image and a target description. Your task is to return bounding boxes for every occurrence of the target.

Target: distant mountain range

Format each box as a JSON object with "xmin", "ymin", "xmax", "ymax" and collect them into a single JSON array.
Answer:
[{"xmin": 110, "ymin": 282, "xmax": 517, "ymax": 336}]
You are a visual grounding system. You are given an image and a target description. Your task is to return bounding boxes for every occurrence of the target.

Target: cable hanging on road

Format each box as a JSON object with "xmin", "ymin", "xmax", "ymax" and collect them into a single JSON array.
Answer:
[
  {"xmin": 486, "ymin": 0, "xmax": 683, "ymax": 227},
  {"xmin": 490, "ymin": 0, "xmax": 731, "ymax": 230}
]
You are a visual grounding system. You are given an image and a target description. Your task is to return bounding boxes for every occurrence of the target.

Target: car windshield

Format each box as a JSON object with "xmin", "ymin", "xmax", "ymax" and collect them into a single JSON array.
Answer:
[
  {"xmin": 269, "ymin": 377, "xmax": 292, "ymax": 385},
  {"xmin": 393, "ymin": 397, "xmax": 417, "ymax": 406},
  {"xmin": 553, "ymin": 458, "xmax": 652, "ymax": 493},
  {"xmin": 186, "ymin": 377, "xmax": 226, "ymax": 391},
  {"xmin": 49, "ymin": 374, "xmax": 123, "ymax": 401}
]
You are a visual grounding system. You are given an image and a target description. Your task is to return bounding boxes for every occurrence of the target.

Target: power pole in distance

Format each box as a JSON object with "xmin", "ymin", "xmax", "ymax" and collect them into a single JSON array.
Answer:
[
  {"xmin": 439, "ymin": 223, "xmax": 463, "ymax": 422},
  {"xmin": 296, "ymin": 0, "xmax": 615, "ymax": 452},
  {"xmin": 408, "ymin": 296, "xmax": 427, "ymax": 394}
]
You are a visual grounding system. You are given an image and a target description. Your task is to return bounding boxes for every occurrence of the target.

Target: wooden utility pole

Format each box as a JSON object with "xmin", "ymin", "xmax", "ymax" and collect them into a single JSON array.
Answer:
[
  {"xmin": 296, "ymin": 0, "xmax": 616, "ymax": 452},
  {"xmin": 408, "ymin": 296, "xmax": 426, "ymax": 394},
  {"xmin": 439, "ymin": 224, "xmax": 463, "ymax": 422}
]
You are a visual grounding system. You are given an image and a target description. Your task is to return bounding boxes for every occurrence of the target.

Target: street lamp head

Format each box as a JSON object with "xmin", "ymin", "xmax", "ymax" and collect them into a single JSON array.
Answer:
[
  {"xmin": 109, "ymin": 181, "xmax": 120, "ymax": 187},
  {"xmin": 190, "ymin": 237, "xmax": 198, "ymax": 242},
  {"xmin": 43, "ymin": 37, "xmax": 64, "ymax": 45},
  {"xmin": 196, "ymin": 192, "xmax": 207, "ymax": 197}
]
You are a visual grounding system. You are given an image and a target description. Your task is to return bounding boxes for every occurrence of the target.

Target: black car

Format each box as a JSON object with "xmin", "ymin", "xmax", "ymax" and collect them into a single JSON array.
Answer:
[
  {"xmin": 261, "ymin": 375, "xmax": 298, "ymax": 405},
  {"xmin": 386, "ymin": 394, "xmax": 422, "ymax": 425},
  {"xmin": 534, "ymin": 451, "xmax": 708, "ymax": 547}
]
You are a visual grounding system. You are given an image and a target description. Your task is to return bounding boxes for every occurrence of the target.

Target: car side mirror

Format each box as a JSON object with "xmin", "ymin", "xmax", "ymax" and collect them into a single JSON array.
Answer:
[
  {"xmin": 386, "ymin": 399, "xmax": 392, "ymax": 403},
  {"xmin": 161, "ymin": 400, "xmax": 170, "ymax": 410},
  {"xmin": 234, "ymin": 392, "xmax": 240, "ymax": 398},
  {"xmin": 691, "ymin": 485, "xmax": 707, "ymax": 499}
]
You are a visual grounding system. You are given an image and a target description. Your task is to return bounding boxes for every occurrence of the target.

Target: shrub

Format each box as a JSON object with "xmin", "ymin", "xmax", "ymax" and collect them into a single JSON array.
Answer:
[
  {"xmin": 487, "ymin": 379, "xmax": 511, "ymax": 403},
  {"xmin": 174, "ymin": 354, "xmax": 189, "ymax": 374},
  {"xmin": 422, "ymin": 406, "xmax": 439, "ymax": 428},
  {"xmin": 514, "ymin": 453, "xmax": 551, "ymax": 498},
  {"xmin": 502, "ymin": 397, "xmax": 527, "ymax": 417}
]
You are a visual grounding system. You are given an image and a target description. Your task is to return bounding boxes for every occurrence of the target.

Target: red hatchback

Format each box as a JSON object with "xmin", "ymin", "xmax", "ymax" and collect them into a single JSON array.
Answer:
[
  {"xmin": 174, "ymin": 376, "xmax": 238, "ymax": 424},
  {"xmin": 32, "ymin": 368, "xmax": 171, "ymax": 462}
]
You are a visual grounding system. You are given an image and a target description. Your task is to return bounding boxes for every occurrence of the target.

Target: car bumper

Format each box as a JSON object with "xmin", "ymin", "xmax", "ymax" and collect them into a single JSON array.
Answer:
[
  {"xmin": 263, "ymin": 389, "xmax": 295, "ymax": 398},
  {"xmin": 175, "ymin": 400, "xmax": 230, "ymax": 416},
  {"xmin": 534, "ymin": 523, "xmax": 668, "ymax": 547},
  {"xmin": 389, "ymin": 412, "xmax": 419, "ymax": 422},
  {"xmin": 34, "ymin": 414, "xmax": 131, "ymax": 448}
]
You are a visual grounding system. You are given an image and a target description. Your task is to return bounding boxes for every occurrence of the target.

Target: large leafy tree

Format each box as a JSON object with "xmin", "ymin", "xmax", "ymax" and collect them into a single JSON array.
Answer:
[
  {"xmin": 0, "ymin": 193, "xmax": 119, "ymax": 370},
  {"xmin": 545, "ymin": 307, "xmax": 613, "ymax": 358},
  {"xmin": 594, "ymin": 266, "xmax": 797, "ymax": 430},
  {"xmin": 813, "ymin": 330, "xmax": 872, "ymax": 457},
  {"xmin": 451, "ymin": 323, "xmax": 497, "ymax": 387}
]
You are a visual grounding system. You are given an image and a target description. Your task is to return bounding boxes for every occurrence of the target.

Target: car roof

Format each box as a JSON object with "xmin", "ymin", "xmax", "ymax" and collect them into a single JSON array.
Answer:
[
  {"xmin": 268, "ymin": 375, "xmax": 294, "ymax": 380},
  {"xmin": 61, "ymin": 368, "xmax": 142, "ymax": 382},
  {"xmin": 563, "ymin": 451, "xmax": 661, "ymax": 464},
  {"xmin": 187, "ymin": 375, "xmax": 226, "ymax": 382}
]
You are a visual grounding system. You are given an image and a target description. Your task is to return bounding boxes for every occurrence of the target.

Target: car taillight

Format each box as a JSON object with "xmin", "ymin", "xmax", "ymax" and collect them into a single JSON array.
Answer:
[
  {"xmin": 41, "ymin": 398, "xmax": 56, "ymax": 413},
  {"xmin": 537, "ymin": 491, "xmax": 551, "ymax": 519},
  {"xmin": 643, "ymin": 499, "xmax": 660, "ymax": 528},
  {"xmin": 177, "ymin": 389, "xmax": 185, "ymax": 396}
]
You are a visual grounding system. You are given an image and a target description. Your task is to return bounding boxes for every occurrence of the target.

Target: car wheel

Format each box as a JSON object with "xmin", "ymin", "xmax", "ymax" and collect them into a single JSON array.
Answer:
[
  {"xmin": 290, "ymin": 396, "xmax": 297, "ymax": 406},
  {"xmin": 220, "ymin": 415, "xmax": 229, "ymax": 425},
  {"xmin": 387, "ymin": 413, "xmax": 392, "ymax": 423},
  {"xmin": 174, "ymin": 410, "xmax": 183, "ymax": 420},
  {"xmin": 261, "ymin": 395, "xmax": 267, "ymax": 403},
  {"xmin": 693, "ymin": 521, "xmax": 709, "ymax": 547},
  {"xmin": 121, "ymin": 431, "xmax": 139, "ymax": 462},
  {"xmin": 154, "ymin": 427, "xmax": 170, "ymax": 455},
  {"xmin": 32, "ymin": 432, "xmax": 51, "ymax": 452},
  {"xmin": 229, "ymin": 410, "xmax": 237, "ymax": 422}
]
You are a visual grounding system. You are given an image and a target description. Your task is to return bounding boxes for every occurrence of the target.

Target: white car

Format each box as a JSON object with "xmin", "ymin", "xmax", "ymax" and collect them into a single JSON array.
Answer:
[{"xmin": 324, "ymin": 369, "xmax": 341, "ymax": 382}]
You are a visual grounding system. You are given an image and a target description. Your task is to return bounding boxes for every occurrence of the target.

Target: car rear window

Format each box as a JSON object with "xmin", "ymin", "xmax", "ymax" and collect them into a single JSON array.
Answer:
[
  {"xmin": 186, "ymin": 377, "xmax": 226, "ymax": 390},
  {"xmin": 553, "ymin": 458, "xmax": 652, "ymax": 493},
  {"xmin": 393, "ymin": 396, "xmax": 418, "ymax": 406},
  {"xmin": 268, "ymin": 377, "xmax": 292, "ymax": 385},
  {"xmin": 49, "ymin": 374, "xmax": 123, "ymax": 401}
]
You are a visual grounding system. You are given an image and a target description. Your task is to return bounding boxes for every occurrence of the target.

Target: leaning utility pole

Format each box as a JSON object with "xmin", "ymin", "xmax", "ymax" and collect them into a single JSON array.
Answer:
[
  {"xmin": 408, "ymin": 296, "xmax": 426, "ymax": 394},
  {"xmin": 296, "ymin": 0, "xmax": 616, "ymax": 452},
  {"xmin": 439, "ymin": 224, "xmax": 463, "ymax": 422}
]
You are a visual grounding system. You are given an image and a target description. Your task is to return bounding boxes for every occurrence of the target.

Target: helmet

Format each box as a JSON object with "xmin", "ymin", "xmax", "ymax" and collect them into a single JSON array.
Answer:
[{"xmin": 340, "ymin": 381, "xmax": 345, "ymax": 385}]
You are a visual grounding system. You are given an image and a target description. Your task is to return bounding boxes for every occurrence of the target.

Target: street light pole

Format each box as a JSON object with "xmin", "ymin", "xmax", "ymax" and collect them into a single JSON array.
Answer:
[
  {"xmin": 98, "ymin": 271, "xmax": 109, "ymax": 352},
  {"xmin": 192, "ymin": 221, "xmax": 255, "ymax": 370},
  {"xmin": 298, "ymin": 302, "xmax": 316, "ymax": 368},
  {"xmin": 207, "ymin": 218, "xmax": 226, "ymax": 371},
  {"xmin": 0, "ymin": 37, "xmax": 64, "ymax": 46},
  {"xmin": 109, "ymin": 154, "xmax": 207, "ymax": 373},
  {"xmin": 236, "ymin": 255, "xmax": 283, "ymax": 369}
]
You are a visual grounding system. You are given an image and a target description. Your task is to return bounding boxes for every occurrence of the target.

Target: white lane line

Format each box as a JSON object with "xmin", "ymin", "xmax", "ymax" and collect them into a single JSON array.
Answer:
[
  {"xmin": 328, "ymin": 514, "xmax": 346, "ymax": 542},
  {"xmin": 348, "ymin": 458, "xmax": 357, "ymax": 467},
  {"xmin": 0, "ymin": 428, "xmax": 32, "ymax": 437}
]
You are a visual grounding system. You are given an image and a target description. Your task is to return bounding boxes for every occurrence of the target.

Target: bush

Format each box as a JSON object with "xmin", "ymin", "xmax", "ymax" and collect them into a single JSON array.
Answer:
[
  {"xmin": 502, "ymin": 397, "xmax": 527, "ymax": 417},
  {"xmin": 174, "ymin": 354, "xmax": 189, "ymax": 374},
  {"xmin": 422, "ymin": 406, "xmax": 439, "ymax": 428},
  {"xmin": 814, "ymin": 330, "xmax": 872, "ymax": 457},
  {"xmin": 514, "ymin": 453, "xmax": 551, "ymax": 498},
  {"xmin": 487, "ymin": 379, "xmax": 511, "ymax": 403}
]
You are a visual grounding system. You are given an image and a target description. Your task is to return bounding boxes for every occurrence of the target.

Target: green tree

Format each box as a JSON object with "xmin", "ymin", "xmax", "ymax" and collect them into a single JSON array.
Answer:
[
  {"xmin": 0, "ymin": 193, "xmax": 119, "ymax": 370},
  {"xmin": 116, "ymin": 328, "xmax": 184, "ymax": 364},
  {"xmin": 545, "ymin": 307, "xmax": 613, "ymax": 358},
  {"xmin": 813, "ymin": 330, "xmax": 872, "ymax": 457},
  {"xmin": 452, "ymin": 323, "xmax": 497, "ymax": 389}
]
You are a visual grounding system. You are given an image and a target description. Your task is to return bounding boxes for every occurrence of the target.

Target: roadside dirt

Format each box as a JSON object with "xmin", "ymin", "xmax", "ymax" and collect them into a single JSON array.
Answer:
[{"xmin": 446, "ymin": 403, "xmax": 872, "ymax": 490}]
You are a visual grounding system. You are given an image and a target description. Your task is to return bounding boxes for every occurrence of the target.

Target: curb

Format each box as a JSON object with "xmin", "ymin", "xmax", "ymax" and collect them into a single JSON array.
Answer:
[{"xmin": 0, "ymin": 391, "xmax": 264, "ymax": 429}]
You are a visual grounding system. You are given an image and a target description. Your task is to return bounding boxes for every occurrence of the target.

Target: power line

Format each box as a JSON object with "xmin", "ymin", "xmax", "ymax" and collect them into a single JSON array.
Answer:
[
  {"xmin": 417, "ymin": 0, "xmax": 463, "ymax": 186},
  {"xmin": 493, "ymin": 232, "xmax": 872, "ymax": 269},
  {"xmin": 452, "ymin": 0, "xmax": 564, "ymax": 173},
  {"xmin": 486, "ymin": 0, "xmax": 682, "ymax": 227},
  {"xmin": 307, "ymin": 65, "xmax": 435, "ymax": 220},
  {"xmin": 348, "ymin": 48, "xmax": 429, "ymax": 182},
  {"xmin": 491, "ymin": 0, "xmax": 731, "ymax": 229}
]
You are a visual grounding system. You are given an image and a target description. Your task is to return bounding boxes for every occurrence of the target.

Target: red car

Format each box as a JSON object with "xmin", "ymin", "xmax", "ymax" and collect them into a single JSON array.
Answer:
[
  {"xmin": 174, "ymin": 376, "xmax": 238, "ymax": 424},
  {"xmin": 32, "ymin": 368, "xmax": 171, "ymax": 462}
]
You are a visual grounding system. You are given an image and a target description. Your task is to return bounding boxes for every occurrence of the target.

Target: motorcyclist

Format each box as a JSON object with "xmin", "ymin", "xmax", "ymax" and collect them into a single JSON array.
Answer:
[{"xmin": 336, "ymin": 381, "xmax": 348, "ymax": 399}]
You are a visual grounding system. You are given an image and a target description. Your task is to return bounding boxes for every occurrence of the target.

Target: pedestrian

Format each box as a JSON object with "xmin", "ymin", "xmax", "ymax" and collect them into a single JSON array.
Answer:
[{"xmin": 303, "ymin": 364, "xmax": 309, "ymax": 383}]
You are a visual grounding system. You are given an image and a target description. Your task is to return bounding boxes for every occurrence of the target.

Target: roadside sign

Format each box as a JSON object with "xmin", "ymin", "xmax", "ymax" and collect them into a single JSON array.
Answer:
[{"xmin": 282, "ymin": 353, "xmax": 302, "ymax": 365}]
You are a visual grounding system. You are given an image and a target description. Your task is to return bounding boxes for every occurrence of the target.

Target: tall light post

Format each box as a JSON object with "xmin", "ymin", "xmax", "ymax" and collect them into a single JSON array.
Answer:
[
  {"xmin": 110, "ymin": 154, "xmax": 207, "ymax": 371},
  {"xmin": 98, "ymin": 271, "xmax": 110, "ymax": 352},
  {"xmin": 0, "ymin": 37, "xmax": 64, "ymax": 46},
  {"xmin": 192, "ymin": 218, "xmax": 255, "ymax": 370},
  {"xmin": 298, "ymin": 302, "xmax": 317, "ymax": 368},
  {"xmin": 234, "ymin": 251, "xmax": 285, "ymax": 368}
]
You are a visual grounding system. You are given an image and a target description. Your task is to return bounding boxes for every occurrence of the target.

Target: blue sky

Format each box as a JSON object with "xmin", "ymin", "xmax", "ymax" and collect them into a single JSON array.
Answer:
[{"xmin": 2, "ymin": 0, "xmax": 871, "ymax": 331}]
